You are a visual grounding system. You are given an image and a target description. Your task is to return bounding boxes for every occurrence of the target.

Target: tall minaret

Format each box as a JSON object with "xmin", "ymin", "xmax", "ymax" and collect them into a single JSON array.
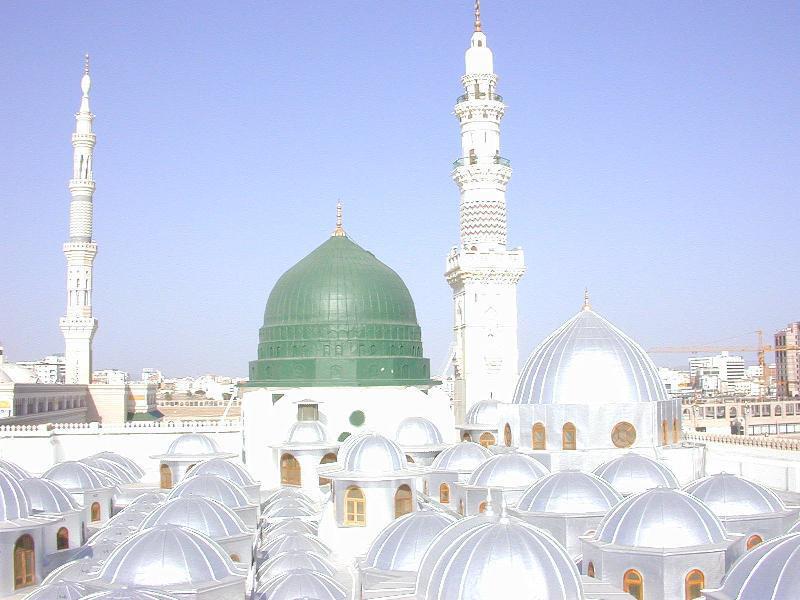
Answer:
[
  {"xmin": 445, "ymin": 1, "xmax": 525, "ymax": 421},
  {"xmin": 60, "ymin": 55, "xmax": 98, "ymax": 384}
]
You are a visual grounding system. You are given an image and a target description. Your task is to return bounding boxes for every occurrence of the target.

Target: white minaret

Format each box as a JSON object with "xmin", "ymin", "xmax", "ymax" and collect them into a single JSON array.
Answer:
[
  {"xmin": 445, "ymin": 2, "xmax": 525, "ymax": 422},
  {"xmin": 60, "ymin": 55, "xmax": 98, "ymax": 384}
]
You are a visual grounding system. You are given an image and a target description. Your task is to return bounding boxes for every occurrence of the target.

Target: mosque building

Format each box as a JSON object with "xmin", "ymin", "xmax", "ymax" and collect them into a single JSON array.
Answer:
[{"xmin": 2, "ymin": 2, "xmax": 800, "ymax": 599}]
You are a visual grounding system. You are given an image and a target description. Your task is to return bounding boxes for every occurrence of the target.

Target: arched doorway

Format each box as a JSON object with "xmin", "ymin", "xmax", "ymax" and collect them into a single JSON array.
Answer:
[
  {"xmin": 344, "ymin": 486, "xmax": 366, "ymax": 526},
  {"xmin": 623, "ymin": 569, "xmax": 643, "ymax": 600},
  {"xmin": 90, "ymin": 502, "xmax": 101, "ymax": 522},
  {"xmin": 160, "ymin": 464, "xmax": 172, "ymax": 489},
  {"xmin": 478, "ymin": 432, "xmax": 495, "ymax": 448},
  {"xmin": 503, "ymin": 423, "xmax": 512, "ymax": 446},
  {"xmin": 673, "ymin": 418, "xmax": 680, "ymax": 443},
  {"xmin": 395, "ymin": 484, "xmax": 413, "ymax": 518},
  {"xmin": 56, "ymin": 527, "xmax": 69, "ymax": 550},
  {"xmin": 14, "ymin": 534, "xmax": 35, "ymax": 589},
  {"xmin": 280, "ymin": 453, "xmax": 301, "ymax": 486},
  {"xmin": 318, "ymin": 452, "xmax": 337, "ymax": 486},
  {"xmin": 747, "ymin": 534, "xmax": 763, "ymax": 550},
  {"xmin": 478, "ymin": 501, "xmax": 488, "ymax": 513},
  {"xmin": 562, "ymin": 422, "xmax": 576, "ymax": 450},
  {"xmin": 587, "ymin": 562, "xmax": 595, "ymax": 578},
  {"xmin": 532, "ymin": 422, "xmax": 546, "ymax": 450},
  {"xmin": 439, "ymin": 483, "xmax": 450, "ymax": 504},
  {"xmin": 458, "ymin": 499, "xmax": 464, "ymax": 515},
  {"xmin": 661, "ymin": 420, "xmax": 668, "ymax": 445},
  {"xmin": 685, "ymin": 569, "xmax": 704, "ymax": 600}
]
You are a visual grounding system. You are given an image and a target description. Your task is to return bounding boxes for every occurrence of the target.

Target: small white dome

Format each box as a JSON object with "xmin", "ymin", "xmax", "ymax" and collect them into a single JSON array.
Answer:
[
  {"xmin": 263, "ymin": 497, "xmax": 316, "ymax": 517},
  {"xmin": 41, "ymin": 558, "xmax": 100, "ymax": 585},
  {"xmin": 342, "ymin": 433, "xmax": 407, "ymax": 473},
  {"xmin": 593, "ymin": 453, "xmax": 678, "ymax": 496},
  {"xmin": 81, "ymin": 456, "xmax": 138, "ymax": 484},
  {"xmin": 256, "ymin": 550, "xmax": 336, "ymax": 582},
  {"xmin": 0, "ymin": 468, "xmax": 31, "ymax": 520},
  {"xmin": 395, "ymin": 417, "xmax": 444, "ymax": 447},
  {"xmin": 43, "ymin": 460, "xmax": 116, "ymax": 492},
  {"xmin": 165, "ymin": 433, "xmax": 220, "ymax": 456},
  {"xmin": 140, "ymin": 496, "xmax": 249, "ymax": 539},
  {"xmin": 515, "ymin": 471, "xmax": 622, "ymax": 514},
  {"xmin": 366, "ymin": 510, "xmax": 457, "ymax": 572},
  {"xmin": 253, "ymin": 569, "xmax": 346, "ymax": 600},
  {"xmin": 188, "ymin": 458, "xmax": 255, "ymax": 487},
  {"xmin": 0, "ymin": 459, "xmax": 31, "ymax": 479},
  {"xmin": 596, "ymin": 488, "xmax": 726, "ymax": 548},
  {"xmin": 91, "ymin": 451, "xmax": 146, "ymax": 479},
  {"xmin": 128, "ymin": 492, "xmax": 167, "ymax": 507},
  {"xmin": 468, "ymin": 453, "xmax": 550, "ymax": 489},
  {"xmin": 22, "ymin": 581, "xmax": 87, "ymax": 600},
  {"xmin": 263, "ymin": 487, "xmax": 315, "ymax": 506},
  {"xmin": 0, "ymin": 363, "xmax": 37, "ymax": 383},
  {"xmin": 431, "ymin": 442, "xmax": 492, "ymax": 472},
  {"xmin": 92, "ymin": 524, "xmax": 240, "ymax": 588},
  {"xmin": 168, "ymin": 474, "xmax": 251, "ymax": 509},
  {"xmin": 82, "ymin": 589, "xmax": 179, "ymax": 599},
  {"xmin": 416, "ymin": 513, "xmax": 583, "ymax": 600},
  {"xmin": 683, "ymin": 472, "xmax": 786, "ymax": 518},
  {"xmin": 287, "ymin": 420, "xmax": 329, "ymax": 444},
  {"xmin": 106, "ymin": 507, "xmax": 153, "ymax": 531},
  {"xmin": 465, "ymin": 400, "xmax": 498, "ymax": 426},
  {"xmin": 262, "ymin": 504, "xmax": 316, "ymax": 520},
  {"xmin": 20, "ymin": 477, "xmax": 80, "ymax": 514},
  {"xmin": 261, "ymin": 519, "xmax": 316, "ymax": 538},
  {"xmin": 87, "ymin": 525, "xmax": 134, "ymax": 547},
  {"xmin": 260, "ymin": 532, "xmax": 331, "ymax": 558}
]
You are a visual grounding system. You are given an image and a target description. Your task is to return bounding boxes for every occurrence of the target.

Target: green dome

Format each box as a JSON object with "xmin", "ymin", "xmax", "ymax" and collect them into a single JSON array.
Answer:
[{"xmin": 249, "ymin": 235, "xmax": 433, "ymax": 387}]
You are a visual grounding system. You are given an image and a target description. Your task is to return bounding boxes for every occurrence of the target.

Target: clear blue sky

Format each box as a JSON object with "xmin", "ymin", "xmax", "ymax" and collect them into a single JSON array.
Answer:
[{"xmin": 1, "ymin": 1, "xmax": 798, "ymax": 377}]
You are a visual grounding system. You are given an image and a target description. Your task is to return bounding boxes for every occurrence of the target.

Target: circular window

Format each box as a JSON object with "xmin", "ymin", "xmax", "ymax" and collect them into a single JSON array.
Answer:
[
  {"xmin": 611, "ymin": 422, "xmax": 637, "ymax": 448},
  {"xmin": 349, "ymin": 410, "xmax": 365, "ymax": 427},
  {"xmin": 337, "ymin": 431, "xmax": 352, "ymax": 442}
]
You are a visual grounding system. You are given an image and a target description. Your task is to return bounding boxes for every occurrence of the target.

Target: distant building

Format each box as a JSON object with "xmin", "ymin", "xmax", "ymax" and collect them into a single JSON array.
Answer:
[
  {"xmin": 92, "ymin": 369, "xmax": 130, "ymax": 385},
  {"xmin": 141, "ymin": 367, "xmax": 163, "ymax": 385},
  {"xmin": 689, "ymin": 352, "xmax": 745, "ymax": 394},
  {"xmin": 658, "ymin": 368, "xmax": 692, "ymax": 395},
  {"xmin": 776, "ymin": 322, "xmax": 800, "ymax": 399},
  {"xmin": 14, "ymin": 354, "xmax": 66, "ymax": 384}
]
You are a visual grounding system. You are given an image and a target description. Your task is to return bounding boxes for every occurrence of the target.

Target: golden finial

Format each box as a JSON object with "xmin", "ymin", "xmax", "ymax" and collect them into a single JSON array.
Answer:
[
  {"xmin": 583, "ymin": 288, "xmax": 591, "ymax": 311},
  {"xmin": 474, "ymin": 0, "xmax": 482, "ymax": 32},
  {"xmin": 332, "ymin": 200, "xmax": 346, "ymax": 237},
  {"xmin": 84, "ymin": 53, "xmax": 90, "ymax": 75}
]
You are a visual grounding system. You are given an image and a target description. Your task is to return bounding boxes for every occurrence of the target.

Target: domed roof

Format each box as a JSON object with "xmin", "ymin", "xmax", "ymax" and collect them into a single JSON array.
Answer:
[
  {"xmin": 341, "ymin": 433, "xmax": 408, "ymax": 474},
  {"xmin": 0, "ymin": 459, "xmax": 31, "ymax": 479},
  {"xmin": 249, "ymin": 233, "xmax": 432, "ymax": 388},
  {"xmin": 168, "ymin": 474, "xmax": 251, "ymax": 509},
  {"xmin": 431, "ymin": 441, "xmax": 492, "ymax": 472},
  {"xmin": 188, "ymin": 458, "xmax": 256, "ymax": 487},
  {"xmin": 253, "ymin": 569, "xmax": 346, "ymax": 600},
  {"xmin": 416, "ymin": 513, "xmax": 583, "ymax": 600},
  {"xmin": 366, "ymin": 510, "xmax": 457, "ymax": 572},
  {"xmin": 20, "ymin": 477, "xmax": 80, "ymax": 514},
  {"xmin": 41, "ymin": 558, "xmax": 100, "ymax": 585},
  {"xmin": 263, "ymin": 497, "xmax": 316, "ymax": 517},
  {"xmin": 593, "ymin": 453, "xmax": 679, "ymax": 496},
  {"xmin": 140, "ymin": 496, "xmax": 249, "ymax": 539},
  {"xmin": 468, "ymin": 453, "xmax": 550, "ymax": 489},
  {"xmin": 91, "ymin": 452, "xmax": 145, "ymax": 479},
  {"xmin": 515, "ymin": 471, "xmax": 622, "ymax": 514},
  {"xmin": 595, "ymin": 488, "xmax": 727, "ymax": 548},
  {"xmin": 82, "ymin": 591, "xmax": 178, "ymax": 600},
  {"xmin": 683, "ymin": 472, "xmax": 787, "ymax": 518},
  {"xmin": 514, "ymin": 305, "xmax": 669, "ymax": 405},
  {"xmin": 164, "ymin": 433, "xmax": 220, "ymax": 457},
  {"xmin": 261, "ymin": 518, "xmax": 317, "ymax": 538},
  {"xmin": 87, "ymin": 525, "xmax": 135, "ymax": 547},
  {"xmin": 395, "ymin": 417, "xmax": 444, "ymax": 448},
  {"xmin": 704, "ymin": 532, "xmax": 800, "ymax": 599},
  {"xmin": 81, "ymin": 456, "xmax": 138, "ymax": 484},
  {"xmin": 0, "ymin": 363, "xmax": 37, "ymax": 383},
  {"xmin": 128, "ymin": 492, "xmax": 167, "ymax": 508},
  {"xmin": 263, "ymin": 487, "xmax": 315, "ymax": 506},
  {"xmin": 464, "ymin": 400, "xmax": 498, "ymax": 427},
  {"xmin": 286, "ymin": 420, "xmax": 329, "ymax": 445},
  {"xmin": 261, "ymin": 532, "xmax": 331, "ymax": 558},
  {"xmin": 0, "ymin": 469, "xmax": 32, "ymax": 521},
  {"xmin": 23, "ymin": 582, "xmax": 87, "ymax": 600},
  {"xmin": 43, "ymin": 461, "xmax": 117, "ymax": 492},
  {"xmin": 256, "ymin": 550, "xmax": 336, "ymax": 582},
  {"xmin": 93, "ymin": 524, "xmax": 241, "ymax": 588}
]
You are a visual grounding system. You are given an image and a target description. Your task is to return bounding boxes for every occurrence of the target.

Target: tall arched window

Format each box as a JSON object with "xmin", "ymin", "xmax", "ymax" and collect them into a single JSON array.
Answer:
[
  {"xmin": 318, "ymin": 452, "xmax": 337, "ymax": 486},
  {"xmin": 14, "ymin": 534, "xmax": 35, "ymax": 589},
  {"xmin": 562, "ymin": 422, "xmax": 576, "ymax": 450},
  {"xmin": 439, "ymin": 483, "xmax": 450, "ymax": 504},
  {"xmin": 747, "ymin": 534, "xmax": 763, "ymax": 550},
  {"xmin": 344, "ymin": 486, "xmax": 366, "ymax": 526},
  {"xmin": 532, "ymin": 422, "xmax": 546, "ymax": 450},
  {"xmin": 685, "ymin": 569, "xmax": 704, "ymax": 600},
  {"xmin": 160, "ymin": 464, "xmax": 172, "ymax": 489},
  {"xmin": 395, "ymin": 484, "xmax": 413, "ymax": 518},
  {"xmin": 56, "ymin": 527, "xmax": 69, "ymax": 550},
  {"xmin": 280, "ymin": 453, "xmax": 301, "ymax": 486},
  {"xmin": 462, "ymin": 432, "xmax": 472, "ymax": 442},
  {"xmin": 587, "ymin": 562, "xmax": 595, "ymax": 578},
  {"xmin": 673, "ymin": 418, "xmax": 680, "ymax": 443},
  {"xmin": 661, "ymin": 420, "xmax": 668, "ymax": 445},
  {"xmin": 623, "ymin": 569, "xmax": 643, "ymax": 600},
  {"xmin": 503, "ymin": 423, "xmax": 512, "ymax": 447},
  {"xmin": 479, "ymin": 432, "xmax": 495, "ymax": 448},
  {"xmin": 478, "ymin": 501, "xmax": 488, "ymax": 513},
  {"xmin": 90, "ymin": 502, "xmax": 101, "ymax": 522}
]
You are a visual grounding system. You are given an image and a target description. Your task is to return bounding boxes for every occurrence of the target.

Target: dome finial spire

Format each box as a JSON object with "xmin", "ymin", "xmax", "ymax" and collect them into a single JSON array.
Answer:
[
  {"xmin": 332, "ymin": 200, "xmax": 346, "ymax": 237},
  {"xmin": 474, "ymin": 0, "xmax": 482, "ymax": 32},
  {"xmin": 583, "ymin": 288, "xmax": 591, "ymax": 311}
]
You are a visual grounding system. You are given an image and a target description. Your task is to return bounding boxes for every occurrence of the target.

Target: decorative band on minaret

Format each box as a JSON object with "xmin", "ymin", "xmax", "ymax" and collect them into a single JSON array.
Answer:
[{"xmin": 60, "ymin": 54, "xmax": 98, "ymax": 385}]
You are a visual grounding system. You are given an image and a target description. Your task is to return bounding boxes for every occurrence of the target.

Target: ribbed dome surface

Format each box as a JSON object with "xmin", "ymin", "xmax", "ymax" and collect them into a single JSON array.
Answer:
[
  {"xmin": 396, "ymin": 417, "xmax": 444, "ymax": 447},
  {"xmin": 140, "ymin": 496, "xmax": 249, "ymax": 538},
  {"xmin": 91, "ymin": 452, "xmax": 145, "ymax": 479},
  {"xmin": 43, "ymin": 461, "xmax": 116, "ymax": 491},
  {"xmin": 165, "ymin": 433, "xmax": 220, "ymax": 456},
  {"xmin": 261, "ymin": 532, "xmax": 331, "ymax": 557},
  {"xmin": 256, "ymin": 550, "xmax": 336, "ymax": 582},
  {"xmin": 23, "ymin": 582, "xmax": 87, "ymax": 600},
  {"xmin": 683, "ymin": 473, "xmax": 786, "ymax": 518},
  {"xmin": 468, "ymin": 453, "xmax": 549, "ymax": 489},
  {"xmin": 286, "ymin": 420, "xmax": 329, "ymax": 444},
  {"xmin": 366, "ymin": 510, "xmax": 457, "ymax": 572},
  {"xmin": 82, "ymin": 591, "xmax": 178, "ymax": 600},
  {"xmin": 20, "ymin": 477, "xmax": 80, "ymax": 513},
  {"xmin": 263, "ymin": 487, "xmax": 314, "ymax": 506},
  {"xmin": 593, "ymin": 453, "xmax": 679, "ymax": 496},
  {"xmin": 431, "ymin": 441, "xmax": 491, "ymax": 472},
  {"xmin": 81, "ymin": 456, "xmax": 138, "ymax": 484},
  {"xmin": 342, "ymin": 433, "xmax": 407, "ymax": 473},
  {"xmin": 596, "ymin": 488, "xmax": 726, "ymax": 548},
  {"xmin": 416, "ymin": 513, "xmax": 584, "ymax": 600},
  {"xmin": 262, "ymin": 519, "xmax": 316, "ymax": 538},
  {"xmin": 516, "ymin": 471, "xmax": 622, "ymax": 514},
  {"xmin": 465, "ymin": 400, "xmax": 498, "ymax": 426},
  {"xmin": 105, "ymin": 506, "xmax": 154, "ymax": 531},
  {"xmin": 514, "ymin": 308, "xmax": 669, "ymax": 405},
  {"xmin": 0, "ymin": 459, "xmax": 31, "ymax": 479},
  {"xmin": 189, "ymin": 458, "xmax": 255, "ymax": 487},
  {"xmin": 253, "ymin": 569, "xmax": 346, "ymax": 600},
  {"xmin": 0, "ymin": 469, "xmax": 31, "ymax": 521},
  {"xmin": 250, "ymin": 235, "xmax": 431, "ymax": 387},
  {"xmin": 168, "ymin": 474, "xmax": 250, "ymax": 508}
]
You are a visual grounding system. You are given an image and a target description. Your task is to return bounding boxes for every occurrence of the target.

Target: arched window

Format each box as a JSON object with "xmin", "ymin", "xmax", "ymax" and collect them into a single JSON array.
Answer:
[
  {"xmin": 458, "ymin": 499, "xmax": 464, "ymax": 515},
  {"xmin": 685, "ymin": 569, "xmax": 704, "ymax": 600},
  {"xmin": 90, "ymin": 502, "xmax": 101, "ymax": 523},
  {"xmin": 587, "ymin": 562, "xmax": 595, "ymax": 578},
  {"xmin": 562, "ymin": 422, "xmax": 576, "ymax": 450},
  {"xmin": 13, "ymin": 534, "xmax": 35, "ymax": 589},
  {"xmin": 532, "ymin": 422, "xmax": 546, "ymax": 450},
  {"xmin": 344, "ymin": 486, "xmax": 366, "ymax": 526},
  {"xmin": 280, "ymin": 453, "xmax": 301, "ymax": 486},
  {"xmin": 623, "ymin": 569, "xmax": 643, "ymax": 600},
  {"xmin": 395, "ymin": 484, "xmax": 413, "ymax": 518},
  {"xmin": 462, "ymin": 432, "xmax": 473, "ymax": 442},
  {"xmin": 479, "ymin": 432, "xmax": 495, "ymax": 448},
  {"xmin": 747, "ymin": 534, "xmax": 763, "ymax": 550},
  {"xmin": 611, "ymin": 422, "xmax": 636, "ymax": 448},
  {"xmin": 478, "ymin": 501, "xmax": 488, "ymax": 513},
  {"xmin": 160, "ymin": 464, "xmax": 172, "ymax": 489},
  {"xmin": 776, "ymin": 404, "xmax": 783, "ymax": 416},
  {"xmin": 56, "ymin": 527, "xmax": 69, "ymax": 550},
  {"xmin": 661, "ymin": 420, "xmax": 668, "ymax": 445},
  {"xmin": 673, "ymin": 418, "xmax": 680, "ymax": 443},
  {"xmin": 440, "ymin": 483, "xmax": 450, "ymax": 504},
  {"xmin": 318, "ymin": 452, "xmax": 337, "ymax": 486},
  {"xmin": 230, "ymin": 554, "xmax": 240, "ymax": 562},
  {"xmin": 503, "ymin": 423, "xmax": 512, "ymax": 446}
]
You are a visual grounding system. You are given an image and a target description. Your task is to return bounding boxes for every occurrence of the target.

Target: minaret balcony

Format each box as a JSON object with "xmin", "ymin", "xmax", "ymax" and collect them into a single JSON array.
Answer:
[
  {"xmin": 456, "ymin": 92, "xmax": 503, "ymax": 104},
  {"xmin": 453, "ymin": 154, "xmax": 510, "ymax": 169}
]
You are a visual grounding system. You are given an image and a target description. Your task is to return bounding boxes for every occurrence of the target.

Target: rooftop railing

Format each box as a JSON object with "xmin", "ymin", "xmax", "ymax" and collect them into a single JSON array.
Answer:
[
  {"xmin": 453, "ymin": 155, "xmax": 511, "ymax": 169},
  {"xmin": 456, "ymin": 92, "xmax": 503, "ymax": 104}
]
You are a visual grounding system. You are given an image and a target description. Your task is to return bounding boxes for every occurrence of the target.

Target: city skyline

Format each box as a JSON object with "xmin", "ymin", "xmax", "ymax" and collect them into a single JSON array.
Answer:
[{"xmin": 1, "ymin": 1, "xmax": 798, "ymax": 376}]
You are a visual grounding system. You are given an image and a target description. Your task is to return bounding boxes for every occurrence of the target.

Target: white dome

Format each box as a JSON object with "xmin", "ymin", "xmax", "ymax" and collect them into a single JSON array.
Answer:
[
  {"xmin": 595, "ymin": 488, "xmax": 727, "ymax": 548},
  {"xmin": 87, "ymin": 525, "xmax": 135, "ymax": 547},
  {"xmin": 20, "ymin": 477, "xmax": 80, "ymax": 514},
  {"xmin": 260, "ymin": 532, "xmax": 331, "ymax": 558},
  {"xmin": 514, "ymin": 307, "xmax": 669, "ymax": 405},
  {"xmin": 365, "ymin": 510, "xmax": 457, "ymax": 572},
  {"xmin": 253, "ymin": 569, "xmax": 346, "ymax": 600},
  {"xmin": 41, "ymin": 558, "xmax": 100, "ymax": 585},
  {"xmin": 92, "ymin": 524, "xmax": 240, "ymax": 588},
  {"xmin": 515, "ymin": 471, "xmax": 622, "ymax": 514},
  {"xmin": 0, "ymin": 363, "xmax": 37, "ymax": 383},
  {"xmin": 140, "ymin": 496, "xmax": 249, "ymax": 539},
  {"xmin": 263, "ymin": 497, "xmax": 316, "ymax": 517},
  {"xmin": 188, "ymin": 458, "xmax": 255, "ymax": 487},
  {"xmin": 593, "ymin": 453, "xmax": 678, "ymax": 496},
  {"xmin": 0, "ymin": 459, "xmax": 31, "ymax": 479},
  {"xmin": 704, "ymin": 532, "xmax": 800, "ymax": 599},
  {"xmin": 263, "ymin": 487, "xmax": 315, "ymax": 506},
  {"xmin": 0, "ymin": 468, "xmax": 31, "ymax": 520},
  {"xmin": 81, "ymin": 456, "xmax": 138, "ymax": 484},
  {"xmin": 165, "ymin": 433, "xmax": 220, "ymax": 456},
  {"xmin": 82, "ymin": 589, "xmax": 179, "ymax": 599},
  {"xmin": 91, "ymin": 451, "xmax": 146, "ymax": 479},
  {"xmin": 416, "ymin": 513, "xmax": 583, "ymax": 600},
  {"xmin": 261, "ymin": 519, "xmax": 316, "ymax": 538},
  {"xmin": 683, "ymin": 472, "xmax": 787, "ymax": 518},
  {"xmin": 395, "ymin": 417, "xmax": 444, "ymax": 447},
  {"xmin": 43, "ymin": 461, "xmax": 116, "ymax": 492},
  {"xmin": 341, "ymin": 433, "xmax": 407, "ymax": 473},
  {"xmin": 168, "ymin": 474, "xmax": 251, "ymax": 509},
  {"xmin": 430, "ymin": 442, "xmax": 491, "ymax": 472},
  {"xmin": 465, "ymin": 400, "xmax": 498, "ymax": 426},
  {"xmin": 262, "ymin": 504, "xmax": 316, "ymax": 520},
  {"xmin": 23, "ymin": 581, "xmax": 87, "ymax": 600},
  {"xmin": 256, "ymin": 550, "xmax": 336, "ymax": 582},
  {"xmin": 468, "ymin": 453, "xmax": 550, "ymax": 489},
  {"xmin": 128, "ymin": 492, "xmax": 167, "ymax": 508},
  {"xmin": 286, "ymin": 420, "xmax": 329, "ymax": 444}
]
